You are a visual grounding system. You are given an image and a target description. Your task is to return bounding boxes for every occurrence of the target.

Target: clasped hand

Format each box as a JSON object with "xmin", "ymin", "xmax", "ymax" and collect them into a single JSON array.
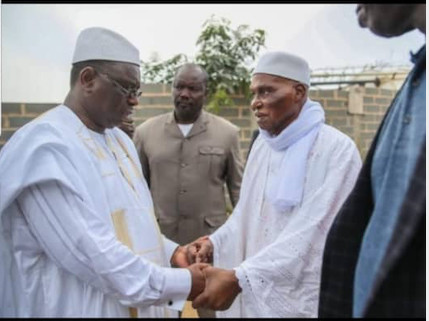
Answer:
[{"xmin": 171, "ymin": 236, "xmax": 241, "ymax": 311}]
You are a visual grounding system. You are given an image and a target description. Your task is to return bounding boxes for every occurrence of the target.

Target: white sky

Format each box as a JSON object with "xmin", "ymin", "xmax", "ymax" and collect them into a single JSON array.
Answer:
[{"xmin": 1, "ymin": 3, "xmax": 425, "ymax": 103}]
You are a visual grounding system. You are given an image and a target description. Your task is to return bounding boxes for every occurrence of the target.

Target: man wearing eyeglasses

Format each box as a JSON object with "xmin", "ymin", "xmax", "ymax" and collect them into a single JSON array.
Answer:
[{"xmin": 0, "ymin": 27, "xmax": 208, "ymax": 317}]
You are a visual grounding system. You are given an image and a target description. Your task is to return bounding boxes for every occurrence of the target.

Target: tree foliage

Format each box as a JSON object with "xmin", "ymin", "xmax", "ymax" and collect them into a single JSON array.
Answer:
[
  {"xmin": 140, "ymin": 16, "xmax": 265, "ymax": 112},
  {"xmin": 141, "ymin": 53, "xmax": 188, "ymax": 84}
]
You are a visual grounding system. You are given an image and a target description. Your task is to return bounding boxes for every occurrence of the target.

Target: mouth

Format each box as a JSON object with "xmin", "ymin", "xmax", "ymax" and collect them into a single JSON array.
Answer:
[
  {"xmin": 254, "ymin": 112, "xmax": 267, "ymax": 120},
  {"xmin": 177, "ymin": 102, "xmax": 192, "ymax": 109},
  {"xmin": 355, "ymin": 4, "xmax": 362, "ymax": 14},
  {"xmin": 123, "ymin": 108, "xmax": 134, "ymax": 117},
  {"xmin": 355, "ymin": 4, "xmax": 367, "ymax": 25}
]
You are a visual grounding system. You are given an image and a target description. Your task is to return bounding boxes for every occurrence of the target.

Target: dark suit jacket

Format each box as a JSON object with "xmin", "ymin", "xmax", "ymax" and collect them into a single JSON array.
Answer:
[{"xmin": 318, "ymin": 58, "xmax": 426, "ymax": 317}]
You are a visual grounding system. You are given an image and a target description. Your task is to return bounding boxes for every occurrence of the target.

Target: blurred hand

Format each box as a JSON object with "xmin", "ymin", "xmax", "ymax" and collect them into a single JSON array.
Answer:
[
  {"xmin": 186, "ymin": 235, "xmax": 213, "ymax": 264},
  {"xmin": 192, "ymin": 266, "xmax": 241, "ymax": 311},
  {"xmin": 170, "ymin": 245, "xmax": 190, "ymax": 268},
  {"xmin": 186, "ymin": 263, "xmax": 209, "ymax": 301}
]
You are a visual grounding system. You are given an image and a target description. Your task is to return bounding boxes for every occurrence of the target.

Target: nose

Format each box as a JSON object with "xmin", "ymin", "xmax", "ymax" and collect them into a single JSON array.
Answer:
[
  {"xmin": 127, "ymin": 95, "xmax": 139, "ymax": 106},
  {"xmin": 251, "ymin": 96, "xmax": 262, "ymax": 111},
  {"xmin": 179, "ymin": 87, "xmax": 191, "ymax": 98}
]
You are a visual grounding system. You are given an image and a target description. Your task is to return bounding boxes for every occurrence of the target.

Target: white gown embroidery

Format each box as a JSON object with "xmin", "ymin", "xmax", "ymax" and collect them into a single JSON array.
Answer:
[
  {"xmin": 211, "ymin": 124, "xmax": 362, "ymax": 317},
  {"xmin": 0, "ymin": 105, "xmax": 190, "ymax": 317}
]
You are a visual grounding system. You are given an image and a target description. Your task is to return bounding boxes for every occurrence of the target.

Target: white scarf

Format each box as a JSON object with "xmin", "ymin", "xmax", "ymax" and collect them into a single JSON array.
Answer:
[{"xmin": 259, "ymin": 98, "xmax": 325, "ymax": 212}]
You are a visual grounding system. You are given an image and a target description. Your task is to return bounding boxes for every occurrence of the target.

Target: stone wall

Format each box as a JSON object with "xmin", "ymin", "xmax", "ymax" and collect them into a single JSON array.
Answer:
[{"xmin": 0, "ymin": 84, "xmax": 396, "ymax": 161}]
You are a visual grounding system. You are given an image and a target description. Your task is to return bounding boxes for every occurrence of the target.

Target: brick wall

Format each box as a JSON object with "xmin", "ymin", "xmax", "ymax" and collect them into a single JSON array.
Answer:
[{"xmin": 0, "ymin": 84, "xmax": 396, "ymax": 160}]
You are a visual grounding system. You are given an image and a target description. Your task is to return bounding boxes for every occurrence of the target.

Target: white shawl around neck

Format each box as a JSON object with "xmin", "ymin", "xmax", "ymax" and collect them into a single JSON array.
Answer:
[{"xmin": 259, "ymin": 98, "xmax": 325, "ymax": 212}]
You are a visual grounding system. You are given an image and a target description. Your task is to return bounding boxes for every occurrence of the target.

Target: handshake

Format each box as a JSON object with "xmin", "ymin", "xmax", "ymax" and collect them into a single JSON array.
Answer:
[{"xmin": 170, "ymin": 235, "xmax": 242, "ymax": 311}]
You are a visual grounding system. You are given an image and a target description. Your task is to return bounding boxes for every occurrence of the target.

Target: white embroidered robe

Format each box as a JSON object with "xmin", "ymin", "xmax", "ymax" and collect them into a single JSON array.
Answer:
[
  {"xmin": 211, "ymin": 124, "xmax": 362, "ymax": 317},
  {"xmin": 0, "ymin": 105, "xmax": 191, "ymax": 317}
]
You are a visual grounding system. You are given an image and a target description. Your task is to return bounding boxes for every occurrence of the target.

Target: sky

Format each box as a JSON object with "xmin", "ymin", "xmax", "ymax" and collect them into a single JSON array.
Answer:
[{"xmin": 1, "ymin": 3, "xmax": 425, "ymax": 103}]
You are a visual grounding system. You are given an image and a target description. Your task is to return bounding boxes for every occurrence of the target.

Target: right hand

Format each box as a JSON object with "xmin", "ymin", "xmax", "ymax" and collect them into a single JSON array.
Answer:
[
  {"xmin": 186, "ymin": 263, "xmax": 209, "ymax": 301},
  {"xmin": 192, "ymin": 266, "xmax": 241, "ymax": 310},
  {"xmin": 186, "ymin": 235, "xmax": 214, "ymax": 264}
]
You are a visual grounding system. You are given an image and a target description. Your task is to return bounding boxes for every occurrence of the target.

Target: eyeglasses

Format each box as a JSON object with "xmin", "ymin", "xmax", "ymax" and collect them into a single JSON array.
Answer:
[{"xmin": 96, "ymin": 70, "xmax": 142, "ymax": 99}]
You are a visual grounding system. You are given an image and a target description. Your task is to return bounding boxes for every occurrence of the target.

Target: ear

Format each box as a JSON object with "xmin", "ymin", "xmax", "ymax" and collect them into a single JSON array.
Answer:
[
  {"xmin": 79, "ymin": 67, "xmax": 97, "ymax": 93},
  {"xmin": 293, "ymin": 83, "xmax": 307, "ymax": 102}
]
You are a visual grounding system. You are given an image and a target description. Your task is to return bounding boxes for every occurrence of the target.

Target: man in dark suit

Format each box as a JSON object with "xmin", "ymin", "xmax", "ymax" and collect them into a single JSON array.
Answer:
[{"xmin": 318, "ymin": 4, "xmax": 425, "ymax": 318}]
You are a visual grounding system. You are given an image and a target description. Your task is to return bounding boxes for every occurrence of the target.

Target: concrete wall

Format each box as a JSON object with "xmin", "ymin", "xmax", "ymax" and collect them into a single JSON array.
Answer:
[{"xmin": 0, "ymin": 84, "xmax": 396, "ymax": 161}]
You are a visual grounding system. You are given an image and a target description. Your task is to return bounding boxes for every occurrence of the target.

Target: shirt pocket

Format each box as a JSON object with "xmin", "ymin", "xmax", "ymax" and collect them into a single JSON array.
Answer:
[
  {"xmin": 203, "ymin": 214, "xmax": 227, "ymax": 234},
  {"xmin": 198, "ymin": 146, "xmax": 226, "ymax": 180}
]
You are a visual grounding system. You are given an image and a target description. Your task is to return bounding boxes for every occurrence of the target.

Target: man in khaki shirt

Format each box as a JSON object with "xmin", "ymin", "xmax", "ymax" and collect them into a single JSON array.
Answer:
[{"xmin": 134, "ymin": 63, "xmax": 243, "ymax": 247}]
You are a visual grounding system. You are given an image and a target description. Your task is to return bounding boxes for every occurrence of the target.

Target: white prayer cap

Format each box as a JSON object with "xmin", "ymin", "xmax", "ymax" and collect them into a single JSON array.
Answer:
[
  {"xmin": 253, "ymin": 51, "xmax": 310, "ymax": 86},
  {"xmin": 72, "ymin": 27, "xmax": 140, "ymax": 66}
]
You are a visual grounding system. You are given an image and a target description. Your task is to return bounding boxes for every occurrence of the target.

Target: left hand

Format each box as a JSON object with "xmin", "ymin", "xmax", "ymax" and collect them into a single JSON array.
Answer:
[
  {"xmin": 171, "ymin": 245, "xmax": 191, "ymax": 268},
  {"xmin": 186, "ymin": 263, "xmax": 210, "ymax": 300},
  {"xmin": 192, "ymin": 266, "xmax": 241, "ymax": 311},
  {"xmin": 186, "ymin": 235, "xmax": 213, "ymax": 264}
]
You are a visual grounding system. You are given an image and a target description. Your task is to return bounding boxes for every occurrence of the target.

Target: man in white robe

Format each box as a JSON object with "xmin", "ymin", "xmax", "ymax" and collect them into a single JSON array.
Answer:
[
  {"xmin": 187, "ymin": 51, "xmax": 362, "ymax": 317},
  {"xmin": 0, "ymin": 27, "xmax": 207, "ymax": 317}
]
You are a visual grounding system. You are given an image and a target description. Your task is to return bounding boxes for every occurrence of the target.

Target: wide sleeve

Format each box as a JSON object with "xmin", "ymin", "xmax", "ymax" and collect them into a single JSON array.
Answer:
[
  {"xmin": 225, "ymin": 128, "xmax": 244, "ymax": 206},
  {"xmin": 15, "ymin": 179, "xmax": 191, "ymax": 310},
  {"xmin": 233, "ymin": 139, "xmax": 362, "ymax": 316}
]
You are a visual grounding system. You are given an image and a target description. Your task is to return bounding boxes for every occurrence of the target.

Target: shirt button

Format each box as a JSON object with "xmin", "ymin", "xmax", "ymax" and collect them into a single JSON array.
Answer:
[
  {"xmin": 181, "ymin": 163, "xmax": 187, "ymax": 168},
  {"xmin": 180, "ymin": 190, "xmax": 187, "ymax": 194},
  {"xmin": 168, "ymin": 300, "xmax": 173, "ymax": 306}
]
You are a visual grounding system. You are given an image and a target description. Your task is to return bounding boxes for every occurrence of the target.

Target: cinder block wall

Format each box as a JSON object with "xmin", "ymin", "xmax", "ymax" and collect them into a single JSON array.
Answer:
[
  {"xmin": 1, "ymin": 103, "xmax": 58, "ymax": 143},
  {"xmin": 0, "ymin": 85, "xmax": 396, "ymax": 161},
  {"xmin": 309, "ymin": 87, "xmax": 395, "ymax": 157}
]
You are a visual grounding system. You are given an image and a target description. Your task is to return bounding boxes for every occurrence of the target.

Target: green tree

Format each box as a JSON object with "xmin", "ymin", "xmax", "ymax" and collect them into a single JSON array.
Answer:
[
  {"xmin": 140, "ymin": 16, "xmax": 265, "ymax": 112},
  {"xmin": 195, "ymin": 16, "xmax": 265, "ymax": 111},
  {"xmin": 141, "ymin": 53, "xmax": 188, "ymax": 84}
]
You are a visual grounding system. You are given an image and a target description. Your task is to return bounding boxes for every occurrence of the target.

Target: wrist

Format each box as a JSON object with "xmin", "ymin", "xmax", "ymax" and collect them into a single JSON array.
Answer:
[
  {"xmin": 170, "ymin": 245, "xmax": 181, "ymax": 267},
  {"xmin": 229, "ymin": 269, "xmax": 242, "ymax": 294}
]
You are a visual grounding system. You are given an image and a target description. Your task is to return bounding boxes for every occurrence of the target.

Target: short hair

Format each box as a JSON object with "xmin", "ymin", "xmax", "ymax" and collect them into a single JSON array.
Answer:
[
  {"xmin": 69, "ymin": 60, "xmax": 117, "ymax": 88},
  {"xmin": 174, "ymin": 63, "xmax": 208, "ymax": 91}
]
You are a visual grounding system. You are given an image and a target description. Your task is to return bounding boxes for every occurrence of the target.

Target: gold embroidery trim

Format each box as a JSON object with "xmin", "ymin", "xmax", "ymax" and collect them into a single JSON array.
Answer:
[{"xmin": 111, "ymin": 209, "xmax": 137, "ymax": 318}]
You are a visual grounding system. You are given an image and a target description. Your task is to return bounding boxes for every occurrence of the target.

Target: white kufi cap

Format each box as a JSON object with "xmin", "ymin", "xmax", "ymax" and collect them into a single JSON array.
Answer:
[
  {"xmin": 253, "ymin": 51, "xmax": 310, "ymax": 86},
  {"xmin": 72, "ymin": 27, "xmax": 140, "ymax": 66}
]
